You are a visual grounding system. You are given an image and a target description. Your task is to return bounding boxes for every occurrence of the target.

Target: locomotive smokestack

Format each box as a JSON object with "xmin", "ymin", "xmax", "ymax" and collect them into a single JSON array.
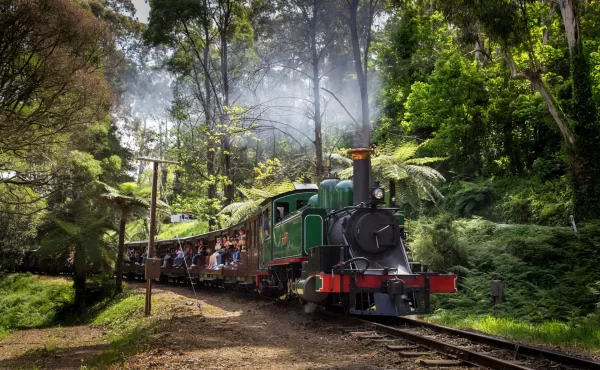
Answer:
[{"xmin": 349, "ymin": 148, "xmax": 372, "ymax": 205}]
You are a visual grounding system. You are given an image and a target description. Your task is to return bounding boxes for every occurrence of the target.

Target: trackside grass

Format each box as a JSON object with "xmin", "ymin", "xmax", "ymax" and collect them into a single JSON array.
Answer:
[
  {"xmin": 425, "ymin": 312, "xmax": 600, "ymax": 353},
  {"xmin": 90, "ymin": 294, "xmax": 163, "ymax": 367}
]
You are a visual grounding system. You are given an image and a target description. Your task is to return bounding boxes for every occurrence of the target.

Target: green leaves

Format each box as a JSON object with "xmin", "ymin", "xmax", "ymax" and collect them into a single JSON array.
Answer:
[
  {"xmin": 39, "ymin": 212, "xmax": 117, "ymax": 268},
  {"xmin": 217, "ymin": 179, "xmax": 295, "ymax": 227},
  {"xmin": 340, "ymin": 142, "xmax": 445, "ymax": 210}
]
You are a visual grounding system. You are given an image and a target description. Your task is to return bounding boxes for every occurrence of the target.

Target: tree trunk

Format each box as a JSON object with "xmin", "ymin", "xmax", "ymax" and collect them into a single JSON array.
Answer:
[
  {"xmin": 505, "ymin": 51, "xmax": 575, "ymax": 145},
  {"xmin": 202, "ymin": 33, "xmax": 217, "ymax": 227},
  {"xmin": 220, "ymin": 26, "xmax": 234, "ymax": 205},
  {"xmin": 542, "ymin": 0, "xmax": 556, "ymax": 45},
  {"xmin": 474, "ymin": 37, "xmax": 489, "ymax": 65},
  {"xmin": 173, "ymin": 121, "xmax": 183, "ymax": 198},
  {"xmin": 559, "ymin": 0, "xmax": 600, "ymax": 219},
  {"xmin": 223, "ymin": 119, "xmax": 234, "ymax": 205},
  {"xmin": 115, "ymin": 209, "xmax": 127, "ymax": 294},
  {"xmin": 311, "ymin": 0, "xmax": 323, "ymax": 180},
  {"xmin": 559, "ymin": 0, "xmax": 580, "ymax": 52},
  {"xmin": 505, "ymin": 50, "xmax": 590, "ymax": 216},
  {"xmin": 137, "ymin": 116, "xmax": 147, "ymax": 183},
  {"xmin": 348, "ymin": 0, "xmax": 371, "ymax": 148},
  {"xmin": 73, "ymin": 242, "xmax": 86, "ymax": 310}
]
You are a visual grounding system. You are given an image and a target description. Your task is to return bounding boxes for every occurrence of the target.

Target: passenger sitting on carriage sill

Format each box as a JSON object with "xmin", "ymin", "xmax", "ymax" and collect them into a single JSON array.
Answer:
[
  {"xmin": 190, "ymin": 242, "xmax": 204, "ymax": 267},
  {"xmin": 208, "ymin": 244, "xmax": 221, "ymax": 269},
  {"xmin": 174, "ymin": 245, "xmax": 192, "ymax": 268},
  {"xmin": 162, "ymin": 252, "xmax": 173, "ymax": 268},
  {"xmin": 173, "ymin": 249, "xmax": 184, "ymax": 266}
]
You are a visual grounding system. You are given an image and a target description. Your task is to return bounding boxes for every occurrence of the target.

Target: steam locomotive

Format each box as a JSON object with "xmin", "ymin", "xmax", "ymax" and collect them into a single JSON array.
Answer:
[{"xmin": 123, "ymin": 148, "xmax": 456, "ymax": 316}]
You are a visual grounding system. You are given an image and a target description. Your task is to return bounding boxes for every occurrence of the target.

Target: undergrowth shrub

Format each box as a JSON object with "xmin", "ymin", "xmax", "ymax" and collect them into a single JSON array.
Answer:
[
  {"xmin": 447, "ymin": 181, "xmax": 493, "ymax": 217},
  {"xmin": 0, "ymin": 273, "xmax": 73, "ymax": 335},
  {"xmin": 412, "ymin": 216, "xmax": 600, "ymax": 322},
  {"xmin": 410, "ymin": 213, "xmax": 468, "ymax": 271},
  {"xmin": 442, "ymin": 176, "xmax": 572, "ymax": 226}
]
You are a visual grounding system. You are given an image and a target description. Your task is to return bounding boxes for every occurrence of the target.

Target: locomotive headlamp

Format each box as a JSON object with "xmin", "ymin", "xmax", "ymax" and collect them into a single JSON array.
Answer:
[
  {"xmin": 373, "ymin": 188, "xmax": 384, "ymax": 200},
  {"xmin": 370, "ymin": 181, "xmax": 385, "ymax": 204}
]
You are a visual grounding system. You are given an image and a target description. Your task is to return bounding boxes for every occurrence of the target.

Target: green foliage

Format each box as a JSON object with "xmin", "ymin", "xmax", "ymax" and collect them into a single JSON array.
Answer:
[
  {"xmin": 409, "ymin": 213, "xmax": 468, "ymax": 271},
  {"xmin": 218, "ymin": 178, "xmax": 295, "ymax": 227},
  {"xmin": 39, "ymin": 213, "xmax": 117, "ymax": 271},
  {"xmin": 92, "ymin": 294, "xmax": 146, "ymax": 330},
  {"xmin": 0, "ymin": 274, "xmax": 74, "ymax": 336},
  {"xmin": 157, "ymin": 221, "xmax": 209, "ymax": 239},
  {"xmin": 125, "ymin": 219, "xmax": 208, "ymax": 241},
  {"xmin": 413, "ymin": 216, "xmax": 600, "ymax": 323},
  {"xmin": 402, "ymin": 53, "xmax": 490, "ymax": 173},
  {"xmin": 448, "ymin": 180, "xmax": 493, "ymax": 216},
  {"xmin": 442, "ymin": 176, "xmax": 572, "ymax": 226},
  {"xmin": 340, "ymin": 142, "xmax": 445, "ymax": 210}
]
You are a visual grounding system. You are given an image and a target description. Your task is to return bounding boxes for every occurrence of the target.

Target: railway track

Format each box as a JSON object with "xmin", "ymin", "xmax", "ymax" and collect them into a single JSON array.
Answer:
[
  {"xmin": 337, "ymin": 318, "xmax": 600, "ymax": 370},
  {"xmin": 123, "ymin": 274, "xmax": 600, "ymax": 369}
]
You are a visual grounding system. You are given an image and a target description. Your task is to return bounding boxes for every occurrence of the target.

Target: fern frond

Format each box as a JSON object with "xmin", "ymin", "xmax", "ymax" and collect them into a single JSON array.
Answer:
[
  {"xmin": 404, "ymin": 157, "xmax": 447, "ymax": 165},
  {"xmin": 328, "ymin": 153, "xmax": 352, "ymax": 167},
  {"xmin": 339, "ymin": 167, "xmax": 353, "ymax": 179},
  {"xmin": 239, "ymin": 187, "xmax": 271, "ymax": 200},
  {"xmin": 391, "ymin": 144, "xmax": 419, "ymax": 162},
  {"xmin": 55, "ymin": 219, "xmax": 82, "ymax": 236},
  {"xmin": 218, "ymin": 201, "xmax": 250, "ymax": 215},
  {"xmin": 405, "ymin": 165, "xmax": 445, "ymax": 181},
  {"xmin": 222, "ymin": 200, "xmax": 263, "ymax": 227}
]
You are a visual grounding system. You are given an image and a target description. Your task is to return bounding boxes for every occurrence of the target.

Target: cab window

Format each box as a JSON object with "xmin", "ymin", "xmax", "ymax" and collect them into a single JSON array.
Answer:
[{"xmin": 275, "ymin": 202, "xmax": 290, "ymax": 223}]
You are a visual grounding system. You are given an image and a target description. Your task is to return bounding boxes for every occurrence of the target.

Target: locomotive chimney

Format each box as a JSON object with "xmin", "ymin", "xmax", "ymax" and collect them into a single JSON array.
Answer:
[{"xmin": 349, "ymin": 148, "xmax": 372, "ymax": 205}]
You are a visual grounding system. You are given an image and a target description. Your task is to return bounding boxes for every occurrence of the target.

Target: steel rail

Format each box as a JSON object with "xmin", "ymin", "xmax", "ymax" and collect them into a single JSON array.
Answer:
[
  {"xmin": 394, "ymin": 317, "xmax": 600, "ymax": 370},
  {"xmin": 355, "ymin": 319, "xmax": 533, "ymax": 370}
]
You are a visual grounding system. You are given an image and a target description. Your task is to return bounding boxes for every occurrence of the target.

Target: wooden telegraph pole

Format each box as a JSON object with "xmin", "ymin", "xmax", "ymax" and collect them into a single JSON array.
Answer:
[{"xmin": 137, "ymin": 157, "xmax": 178, "ymax": 316}]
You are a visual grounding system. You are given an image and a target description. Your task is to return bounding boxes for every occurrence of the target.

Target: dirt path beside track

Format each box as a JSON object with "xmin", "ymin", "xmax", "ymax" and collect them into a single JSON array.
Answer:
[{"xmin": 0, "ymin": 281, "xmax": 474, "ymax": 370}]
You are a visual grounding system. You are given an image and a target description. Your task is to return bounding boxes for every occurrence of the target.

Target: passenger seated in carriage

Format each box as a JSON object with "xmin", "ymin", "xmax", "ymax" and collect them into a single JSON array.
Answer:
[
  {"xmin": 208, "ymin": 241, "xmax": 224, "ymax": 269},
  {"xmin": 162, "ymin": 251, "xmax": 174, "ymax": 268},
  {"xmin": 173, "ymin": 247, "xmax": 184, "ymax": 266},
  {"xmin": 229, "ymin": 238, "xmax": 240, "ymax": 262},
  {"xmin": 174, "ymin": 246, "xmax": 192, "ymax": 268},
  {"xmin": 233, "ymin": 237, "xmax": 245, "ymax": 262},
  {"xmin": 190, "ymin": 240, "xmax": 205, "ymax": 267},
  {"xmin": 133, "ymin": 251, "xmax": 142, "ymax": 265},
  {"xmin": 124, "ymin": 248, "xmax": 134, "ymax": 265},
  {"xmin": 65, "ymin": 252, "xmax": 74, "ymax": 268}
]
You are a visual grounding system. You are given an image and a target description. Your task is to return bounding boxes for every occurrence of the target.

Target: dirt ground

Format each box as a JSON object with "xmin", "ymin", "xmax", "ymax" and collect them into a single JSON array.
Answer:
[{"xmin": 0, "ymin": 282, "xmax": 474, "ymax": 370}]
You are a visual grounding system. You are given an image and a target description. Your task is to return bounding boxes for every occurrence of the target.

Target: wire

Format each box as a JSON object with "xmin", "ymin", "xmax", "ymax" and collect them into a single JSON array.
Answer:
[{"xmin": 156, "ymin": 167, "xmax": 203, "ymax": 313}]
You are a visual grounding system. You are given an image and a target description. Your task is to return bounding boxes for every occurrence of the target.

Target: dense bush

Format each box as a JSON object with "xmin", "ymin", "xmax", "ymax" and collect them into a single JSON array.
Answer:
[
  {"xmin": 441, "ymin": 176, "xmax": 573, "ymax": 226},
  {"xmin": 411, "ymin": 216, "xmax": 600, "ymax": 322},
  {"xmin": 0, "ymin": 274, "xmax": 74, "ymax": 336}
]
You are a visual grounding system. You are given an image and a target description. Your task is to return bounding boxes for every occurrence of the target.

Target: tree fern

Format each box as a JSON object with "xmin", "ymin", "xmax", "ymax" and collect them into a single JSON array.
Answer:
[
  {"xmin": 39, "ymin": 210, "xmax": 117, "ymax": 308},
  {"xmin": 339, "ymin": 142, "xmax": 446, "ymax": 209},
  {"xmin": 98, "ymin": 181, "xmax": 166, "ymax": 294},
  {"xmin": 218, "ymin": 180, "xmax": 296, "ymax": 227}
]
